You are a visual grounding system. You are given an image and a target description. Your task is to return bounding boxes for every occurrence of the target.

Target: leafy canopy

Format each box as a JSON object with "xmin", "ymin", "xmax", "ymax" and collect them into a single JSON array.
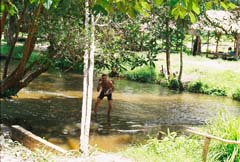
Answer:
[{"xmin": 94, "ymin": 0, "xmax": 236, "ymax": 23}]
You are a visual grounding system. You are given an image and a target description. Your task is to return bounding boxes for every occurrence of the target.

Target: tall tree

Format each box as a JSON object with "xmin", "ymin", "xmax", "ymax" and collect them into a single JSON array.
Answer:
[
  {"xmin": 80, "ymin": 0, "xmax": 95, "ymax": 156},
  {"xmin": 0, "ymin": 0, "xmax": 60, "ymax": 97}
]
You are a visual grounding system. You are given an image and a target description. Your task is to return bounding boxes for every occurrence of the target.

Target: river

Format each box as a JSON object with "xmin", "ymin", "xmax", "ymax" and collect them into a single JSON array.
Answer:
[{"xmin": 1, "ymin": 72, "xmax": 240, "ymax": 151}]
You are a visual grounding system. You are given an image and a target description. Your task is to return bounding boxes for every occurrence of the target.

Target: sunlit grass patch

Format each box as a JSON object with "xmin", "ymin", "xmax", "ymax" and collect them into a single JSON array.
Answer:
[
  {"xmin": 122, "ymin": 132, "xmax": 202, "ymax": 162},
  {"xmin": 206, "ymin": 112, "xmax": 240, "ymax": 162},
  {"xmin": 156, "ymin": 53, "xmax": 240, "ymax": 97}
]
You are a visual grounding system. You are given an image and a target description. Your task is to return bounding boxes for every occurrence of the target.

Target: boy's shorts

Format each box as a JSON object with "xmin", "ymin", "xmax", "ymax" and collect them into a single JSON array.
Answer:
[{"xmin": 98, "ymin": 91, "xmax": 112, "ymax": 100}]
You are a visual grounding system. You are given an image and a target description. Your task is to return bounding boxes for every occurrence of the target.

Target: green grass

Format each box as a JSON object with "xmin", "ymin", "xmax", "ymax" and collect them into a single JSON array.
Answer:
[
  {"xmin": 125, "ymin": 66, "xmax": 158, "ymax": 83},
  {"xmin": 206, "ymin": 112, "xmax": 240, "ymax": 162},
  {"xmin": 199, "ymin": 70, "xmax": 240, "ymax": 96},
  {"xmin": 123, "ymin": 53, "xmax": 240, "ymax": 99},
  {"xmin": 0, "ymin": 43, "xmax": 24, "ymax": 59},
  {"xmin": 0, "ymin": 41, "xmax": 41, "ymax": 63},
  {"xmin": 187, "ymin": 80, "xmax": 227, "ymax": 96},
  {"xmin": 122, "ymin": 133, "xmax": 202, "ymax": 162},
  {"xmin": 233, "ymin": 88, "xmax": 240, "ymax": 101},
  {"xmin": 122, "ymin": 113, "xmax": 240, "ymax": 162},
  {"xmin": 155, "ymin": 54, "xmax": 240, "ymax": 98}
]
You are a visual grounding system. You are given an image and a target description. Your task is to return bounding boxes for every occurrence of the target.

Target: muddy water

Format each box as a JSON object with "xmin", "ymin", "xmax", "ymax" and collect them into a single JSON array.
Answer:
[{"xmin": 1, "ymin": 72, "xmax": 240, "ymax": 151}]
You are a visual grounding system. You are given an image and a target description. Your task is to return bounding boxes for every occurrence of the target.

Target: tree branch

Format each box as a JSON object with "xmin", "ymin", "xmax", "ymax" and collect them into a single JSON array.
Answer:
[{"xmin": 3, "ymin": 4, "xmax": 27, "ymax": 79}]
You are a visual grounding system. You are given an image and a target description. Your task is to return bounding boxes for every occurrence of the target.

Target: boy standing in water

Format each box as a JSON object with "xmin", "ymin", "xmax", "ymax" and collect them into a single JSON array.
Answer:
[{"xmin": 94, "ymin": 74, "xmax": 114, "ymax": 116}]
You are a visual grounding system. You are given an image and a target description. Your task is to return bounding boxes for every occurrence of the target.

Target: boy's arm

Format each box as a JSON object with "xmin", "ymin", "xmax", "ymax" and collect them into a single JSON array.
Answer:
[
  {"xmin": 110, "ymin": 81, "xmax": 114, "ymax": 92},
  {"xmin": 97, "ymin": 79, "xmax": 102, "ymax": 92}
]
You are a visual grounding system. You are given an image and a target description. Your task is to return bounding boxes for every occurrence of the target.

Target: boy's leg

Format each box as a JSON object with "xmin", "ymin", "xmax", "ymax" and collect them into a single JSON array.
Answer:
[
  {"xmin": 94, "ymin": 91, "xmax": 104, "ymax": 114},
  {"xmin": 107, "ymin": 100, "xmax": 112, "ymax": 116},
  {"xmin": 107, "ymin": 94, "xmax": 113, "ymax": 116},
  {"xmin": 94, "ymin": 98, "xmax": 102, "ymax": 114}
]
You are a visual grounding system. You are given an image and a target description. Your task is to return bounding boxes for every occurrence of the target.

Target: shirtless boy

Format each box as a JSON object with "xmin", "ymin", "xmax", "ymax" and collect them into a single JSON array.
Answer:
[{"xmin": 94, "ymin": 74, "xmax": 114, "ymax": 115}]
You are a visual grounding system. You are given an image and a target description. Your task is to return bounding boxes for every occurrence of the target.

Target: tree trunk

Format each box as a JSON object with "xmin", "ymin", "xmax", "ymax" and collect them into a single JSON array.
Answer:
[
  {"xmin": 206, "ymin": 31, "xmax": 210, "ymax": 57},
  {"xmin": 191, "ymin": 35, "xmax": 194, "ymax": 54},
  {"xmin": 80, "ymin": 0, "xmax": 89, "ymax": 154},
  {"xmin": 0, "ymin": 11, "xmax": 8, "ymax": 40},
  {"xmin": 235, "ymin": 34, "xmax": 239, "ymax": 57},
  {"xmin": 80, "ymin": 0, "xmax": 94, "ymax": 156},
  {"xmin": 178, "ymin": 19, "xmax": 184, "ymax": 91},
  {"xmin": 3, "ymin": 5, "xmax": 27, "ymax": 79},
  {"xmin": 6, "ymin": 16, "xmax": 16, "ymax": 46},
  {"xmin": 0, "ymin": 3, "xmax": 42, "ymax": 97},
  {"xmin": 166, "ymin": 16, "xmax": 170, "ymax": 77},
  {"xmin": 215, "ymin": 33, "xmax": 221, "ymax": 54},
  {"xmin": 193, "ymin": 36, "xmax": 201, "ymax": 56},
  {"xmin": 85, "ymin": 12, "xmax": 95, "ymax": 155}
]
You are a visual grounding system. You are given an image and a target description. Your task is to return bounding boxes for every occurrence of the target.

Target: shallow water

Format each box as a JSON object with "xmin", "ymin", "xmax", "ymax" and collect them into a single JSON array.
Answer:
[{"xmin": 1, "ymin": 72, "xmax": 240, "ymax": 151}]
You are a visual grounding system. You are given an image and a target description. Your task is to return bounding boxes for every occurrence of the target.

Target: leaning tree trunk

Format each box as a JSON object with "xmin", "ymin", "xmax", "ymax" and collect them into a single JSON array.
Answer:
[
  {"xmin": 80, "ymin": 0, "xmax": 95, "ymax": 156},
  {"xmin": 0, "ymin": 3, "xmax": 42, "ymax": 97},
  {"xmin": 3, "ymin": 5, "xmax": 27, "ymax": 79}
]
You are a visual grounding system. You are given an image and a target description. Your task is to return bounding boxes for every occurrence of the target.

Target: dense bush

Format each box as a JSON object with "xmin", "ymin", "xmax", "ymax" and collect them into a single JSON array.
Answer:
[
  {"xmin": 187, "ymin": 80, "xmax": 226, "ymax": 96},
  {"xmin": 232, "ymin": 88, "xmax": 240, "ymax": 101},
  {"xmin": 168, "ymin": 78, "xmax": 180, "ymax": 90},
  {"xmin": 187, "ymin": 80, "xmax": 204, "ymax": 93},
  {"xmin": 204, "ymin": 87, "xmax": 226, "ymax": 96},
  {"xmin": 126, "ymin": 66, "xmax": 157, "ymax": 83}
]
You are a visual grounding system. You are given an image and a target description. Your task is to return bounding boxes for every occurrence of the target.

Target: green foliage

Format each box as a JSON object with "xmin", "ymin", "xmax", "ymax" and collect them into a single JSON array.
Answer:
[
  {"xmin": 206, "ymin": 112, "xmax": 240, "ymax": 162},
  {"xmin": 123, "ymin": 113, "xmax": 240, "ymax": 162},
  {"xmin": 0, "ymin": 43, "xmax": 24, "ymax": 59},
  {"xmin": 95, "ymin": 0, "xmax": 152, "ymax": 18},
  {"xmin": 0, "ymin": 43, "xmax": 42, "ymax": 64},
  {"xmin": 187, "ymin": 80, "xmax": 204, "ymax": 93},
  {"xmin": 232, "ymin": 88, "xmax": 240, "ymax": 101},
  {"xmin": 187, "ymin": 80, "xmax": 226, "ymax": 96},
  {"xmin": 53, "ymin": 57, "xmax": 84, "ymax": 72},
  {"xmin": 0, "ymin": 0, "xmax": 18, "ymax": 15},
  {"xmin": 38, "ymin": 0, "xmax": 85, "ymax": 71},
  {"xmin": 168, "ymin": 78, "xmax": 180, "ymax": 90},
  {"xmin": 126, "ymin": 66, "xmax": 157, "ymax": 83},
  {"xmin": 205, "ymin": 87, "xmax": 227, "ymax": 96}
]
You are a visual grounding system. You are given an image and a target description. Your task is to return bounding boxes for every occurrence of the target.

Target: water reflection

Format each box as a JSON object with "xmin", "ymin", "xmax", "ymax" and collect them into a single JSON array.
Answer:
[{"xmin": 1, "ymin": 71, "xmax": 240, "ymax": 152}]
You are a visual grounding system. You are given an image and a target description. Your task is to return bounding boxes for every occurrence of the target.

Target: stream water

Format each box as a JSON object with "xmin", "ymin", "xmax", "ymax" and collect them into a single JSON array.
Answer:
[{"xmin": 1, "ymin": 72, "xmax": 240, "ymax": 151}]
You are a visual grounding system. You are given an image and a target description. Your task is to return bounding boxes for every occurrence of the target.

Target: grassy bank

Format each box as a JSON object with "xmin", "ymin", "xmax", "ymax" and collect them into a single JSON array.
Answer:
[
  {"xmin": 124, "ymin": 53, "xmax": 240, "ymax": 100},
  {"xmin": 0, "ymin": 41, "xmax": 41, "ymax": 62},
  {"xmin": 121, "ymin": 113, "xmax": 240, "ymax": 162}
]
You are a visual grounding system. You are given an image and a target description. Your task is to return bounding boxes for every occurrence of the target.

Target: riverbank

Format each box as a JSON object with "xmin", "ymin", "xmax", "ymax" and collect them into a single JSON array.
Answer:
[
  {"xmin": 124, "ymin": 53, "xmax": 240, "ymax": 101},
  {"xmin": 120, "ymin": 113, "xmax": 240, "ymax": 162},
  {"xmin": 1, "ymin": 113, "xmax": 239, "ymax": 162}
]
